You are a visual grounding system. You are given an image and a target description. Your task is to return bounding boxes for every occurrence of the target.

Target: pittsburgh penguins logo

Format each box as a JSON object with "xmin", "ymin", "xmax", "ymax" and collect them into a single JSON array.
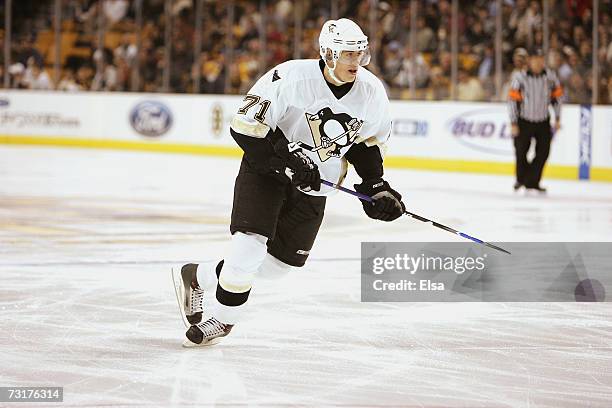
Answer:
[{"xmin": 305, "ymin": 107, "xmax": 363, "ymax": 162}]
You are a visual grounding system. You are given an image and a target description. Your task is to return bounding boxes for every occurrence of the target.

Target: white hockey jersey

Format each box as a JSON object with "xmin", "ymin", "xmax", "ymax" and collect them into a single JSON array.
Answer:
[{"xmin": 230, "ymin": 59, "xmax": 392, "ymax": 196}]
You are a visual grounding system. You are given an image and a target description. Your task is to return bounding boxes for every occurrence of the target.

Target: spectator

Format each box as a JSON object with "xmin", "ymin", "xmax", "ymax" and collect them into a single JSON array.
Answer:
[
  {"xmin": 477, "ymin": 6, "xmax": 495, "ymax": 37},
  {"xmin": 558, "ymin": 48, "xmax": 575, "ymax": 82},
  {"xmin": 377, "ymin": 2, "xmax": 395, "ymax": 39},
  {"xmin": 76, "ymin": 65, "xmax": 94, "ymax": 89},
  {"xmin": 380, "ymin": 41, "xmax": 402, "ymax": 84},
  {"xmin": 58, "ymin": 69, "xmax": 83, "ymax": 92},
  {"xmin": 425, "ymin": 66, "xmax": 450, "ymax": 100},
  {"xmin": 604, "ymin": 77, "xmax": 612, "ymax": 105},
  {"xmin": 115, "ymin": 56, "xmax": 131, "ymax": 91},
  {"xmin": 513, "ymin": 47, "xmax": 529, "ymax": 73},
  {"xmin": 388, "ymin": 8, "xmax": 411, "ymax": 45},
  {"xmin": 103, "ymin": 0, "xmax": 129, "ymax": 26},
  {"xmin": 14, "ymin": 37, "xmax": 43, "ymax": 67},
  {"xmin": 91, "ymin": 50, "xmax": 118, "ymax": 91},
  {"xmin": 578, "ymin": 40, "xmax": 592, "ymax": 63},
  {"xmin": 466, "ymin": 20, "xmax": 488, "ymax": 52},
  {"xmin": 478, "ymin": 47, "xmax": 495, "ymax": 99},
  {"xmin": 571, "ymin": 25, "xmax": 588, "ymax": 49},
  {"xmin": 3, "ymin": 0, "xmax": 611, "ymax": 103},
  {"xmin": 457, "ymin": 69, "xmax": 485, "ymax": 101},
  {"xmin": 196, "ymin": 54, "xmax": 225, "ymax": 94},
  {"xmin": 478, "ymin": 46, "xmax": 494, "ymax": 81},
  {"xmin": 170, "ymin": 38, "xmax": 193, "ymax": 93},
  {"xmin": 114, "ymin": 34, "xmax": 138, "ymax": 67},
  {"xmin": 416, "ymin": 16, "xmax": 436, "ymax": 53},
  {"xmin": 394, "ymin": 45, "xmax": 429, "ymax": 90},
  {"xmin": 523, "ymin": 1, "xmax": 543, "ymax": 48},
  {"xmin": 436, "ymin": 27, "xmax": 450, "ymax": 54},
  {"xmin": 9, "ymin": 63, "xmax": 28, "ymax": 89},
  {"xmin": 273, "ymin": 0, "xmax": 293, "ymax": 31},
  {"xmin": 23, "ymin": 58, "xmax": 52, "ymax": 90},
  {"xmin": 508, "ymin": 0, "xmax": 529, "ymax": 46},
  {"xmin": 75, "ymin": 0, "xmax": 98, "ymax": 34},
  {"xmin": 236, "ymin": 46, "xmax": 260, "ymax": 94},
  {"xmin": 171, "ymin": 0, "xmax": 192, "ymax": 16},
  {"xmin": 565, "ymin": 72, "xmax": 589, "ymax": 102},
  {"xmin": 547, "ymin": 48, "xmax": 563, "ymax": 72},
  {"xmin": 438, "ymin": 51, "xmax": 452, "ymax": 78}
]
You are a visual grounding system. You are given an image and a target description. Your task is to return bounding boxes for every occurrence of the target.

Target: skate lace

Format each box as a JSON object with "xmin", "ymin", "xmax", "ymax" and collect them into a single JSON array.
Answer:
[
  {"xmin": 196, "ymin": 318, "xmax": 227, "ymax": 336},
  {"xmin": 189, "ymin": 286, "xmax": 204, "ymax": 314}
]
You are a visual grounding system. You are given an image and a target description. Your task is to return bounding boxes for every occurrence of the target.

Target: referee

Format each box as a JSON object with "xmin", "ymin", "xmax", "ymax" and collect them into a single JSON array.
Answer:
[{"xmin": 508, "ymin": 48, "xmax": 563, "ymax": 193}]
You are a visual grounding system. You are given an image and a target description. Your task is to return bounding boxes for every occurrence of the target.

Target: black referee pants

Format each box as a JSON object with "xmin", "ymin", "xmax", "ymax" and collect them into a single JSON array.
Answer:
[{"xmin": 514, "ymin": 118, "xmax": 552, "ymax": 188}]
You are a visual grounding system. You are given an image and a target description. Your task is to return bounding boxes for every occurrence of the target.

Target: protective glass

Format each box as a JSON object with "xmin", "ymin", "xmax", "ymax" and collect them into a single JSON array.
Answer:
[{"xmin": 337, "ymin": 48, "xmax": 371, "ymax": 66}]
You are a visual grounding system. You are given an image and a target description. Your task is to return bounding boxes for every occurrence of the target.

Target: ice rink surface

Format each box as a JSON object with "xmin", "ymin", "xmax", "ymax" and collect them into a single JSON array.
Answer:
[{"xmin": 1, "ymin": 145, "xmax": 611, "ymax": 407}]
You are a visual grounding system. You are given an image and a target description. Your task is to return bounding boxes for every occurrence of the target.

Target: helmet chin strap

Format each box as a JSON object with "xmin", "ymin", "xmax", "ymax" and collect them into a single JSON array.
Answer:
[{"xmin": 326, "ymin": 59, "xmax": 348, "ymax": 85}]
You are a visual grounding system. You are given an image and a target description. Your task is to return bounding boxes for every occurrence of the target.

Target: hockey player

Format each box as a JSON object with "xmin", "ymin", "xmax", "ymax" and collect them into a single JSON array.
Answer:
[{"xmin": 172, "ymin": 18, "xmax": 405, "ymax": 346}]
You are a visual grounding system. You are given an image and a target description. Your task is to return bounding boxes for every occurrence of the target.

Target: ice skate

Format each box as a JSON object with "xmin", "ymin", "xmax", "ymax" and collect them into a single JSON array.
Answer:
[
  {"xmin": 182, "ymin": 317, "xmax": 234, "ymax": 347},
  {"xmin": 528, "ymin": 185, "xmax": 547, "ymax": 194},
  {"xmin": 171, "ymin": 263, "xmax": 204, "ymax": 327},
  {"xmin": 524, "ymin": 185, "xmax": 547, "ymax": 196},
  {"xmin": 513, "ymin": 182, "xmax": 523, "ymax": 192}
]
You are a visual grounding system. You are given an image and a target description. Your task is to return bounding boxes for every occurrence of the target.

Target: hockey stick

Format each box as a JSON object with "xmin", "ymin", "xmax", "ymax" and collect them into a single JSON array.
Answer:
[
  {"xmin": 320, "ymin": 179, "xmax": 511, "ymax": 255},
  {"xmin": 290, "ymin": 128, "xmax": 354, "ymax": 152}
]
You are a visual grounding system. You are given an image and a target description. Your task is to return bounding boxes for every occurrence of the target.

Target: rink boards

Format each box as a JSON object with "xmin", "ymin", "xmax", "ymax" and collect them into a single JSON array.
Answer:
[{"xmin": 0, "ymin": 90, "xmax": 610, "ymax": 181}]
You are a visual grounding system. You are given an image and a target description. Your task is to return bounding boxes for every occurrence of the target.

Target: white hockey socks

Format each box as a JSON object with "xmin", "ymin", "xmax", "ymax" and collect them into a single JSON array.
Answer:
[
  {"xmin": 195, "ymin": 260, "xmax": 222, "ymax": 290},
  {"xmin": 257, "ymin": 253, "xmax": 293, "ymax": 281},
  {"xmin": 211, "ymin": 232, "xmax": 267, "ymax": 325}
]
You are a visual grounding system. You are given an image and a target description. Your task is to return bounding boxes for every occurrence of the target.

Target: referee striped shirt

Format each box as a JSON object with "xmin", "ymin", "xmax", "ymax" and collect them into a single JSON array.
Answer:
[{"xmin": 508, "ymin": 69, "xmax": 563, "ymax": 123}]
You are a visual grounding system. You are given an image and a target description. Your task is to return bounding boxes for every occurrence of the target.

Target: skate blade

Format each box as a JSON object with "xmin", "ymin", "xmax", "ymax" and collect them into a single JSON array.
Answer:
[
  {"xmin": 182, "ymin": 337, "xmax": 223, "ymax": 348},
  {"xmin": 171, "ymin": 267, "xmax": 191, "ymax": 328},
  {"xmin": 523, "ymin": 189, "xmax": 547, "ymax": 197}
]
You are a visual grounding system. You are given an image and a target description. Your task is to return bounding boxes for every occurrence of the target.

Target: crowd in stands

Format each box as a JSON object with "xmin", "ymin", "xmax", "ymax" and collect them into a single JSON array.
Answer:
[{"xmin": 1, "ymin": 0, "xmax": 611, "ymax": 104}]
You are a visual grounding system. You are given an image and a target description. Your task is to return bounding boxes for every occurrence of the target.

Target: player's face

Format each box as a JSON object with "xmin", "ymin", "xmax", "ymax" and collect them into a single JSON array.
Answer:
[
  {"xmin": 333, "ymin": 50, "xmax": 369, "ymax": 82},
  {"xmin": 338, "ymin": 50, "xmax": 370, "ymax": 66},
  {"xmin": 334, "ymin": 58, "xmax": 360, "ymax": 82}
]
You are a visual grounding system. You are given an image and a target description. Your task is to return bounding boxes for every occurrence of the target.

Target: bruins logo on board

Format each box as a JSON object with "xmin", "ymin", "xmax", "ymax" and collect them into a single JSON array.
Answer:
[
  {"xmin": 305, "ymin": 107, "xmax": 363, "ymax": 162},
  {"xmin": 211, "ymin": 103, "xmax": 223, "ymax": 138}
]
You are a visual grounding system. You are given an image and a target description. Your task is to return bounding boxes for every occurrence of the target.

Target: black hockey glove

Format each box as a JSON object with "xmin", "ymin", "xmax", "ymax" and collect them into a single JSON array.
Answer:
[
  {"xmin": 271, "ymin": 139, "xmax": 321, "ymax": 191},
  {"xmin": 354, "ymin": 178, "xmax": 405, "ymax": 222}
]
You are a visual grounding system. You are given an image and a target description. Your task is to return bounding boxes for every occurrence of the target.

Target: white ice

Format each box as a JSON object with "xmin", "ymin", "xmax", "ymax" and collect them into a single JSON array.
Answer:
[{"xmin": 1, "ymin": 145, "xmax": 611, "ymax": 407}]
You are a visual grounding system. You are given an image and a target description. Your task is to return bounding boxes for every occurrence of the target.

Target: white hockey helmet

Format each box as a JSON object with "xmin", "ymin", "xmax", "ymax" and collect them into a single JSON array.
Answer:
[{"xmin": 319, "ymin": 18, "xmax": 371, "ymax": 67}]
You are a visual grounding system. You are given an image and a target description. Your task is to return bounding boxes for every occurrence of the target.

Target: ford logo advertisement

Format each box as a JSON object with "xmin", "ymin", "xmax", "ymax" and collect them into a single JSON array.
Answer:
[
  {"xmin": 0, "ymin": 98, "xmax": 9, "ymax": 107},
  {"xmin": 446, "ymin": 109, "xmax": 513, "ymax": 156},
  {"xmin": 129, "ymin": 101, "xmax": 173, "ymax": 137}
]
